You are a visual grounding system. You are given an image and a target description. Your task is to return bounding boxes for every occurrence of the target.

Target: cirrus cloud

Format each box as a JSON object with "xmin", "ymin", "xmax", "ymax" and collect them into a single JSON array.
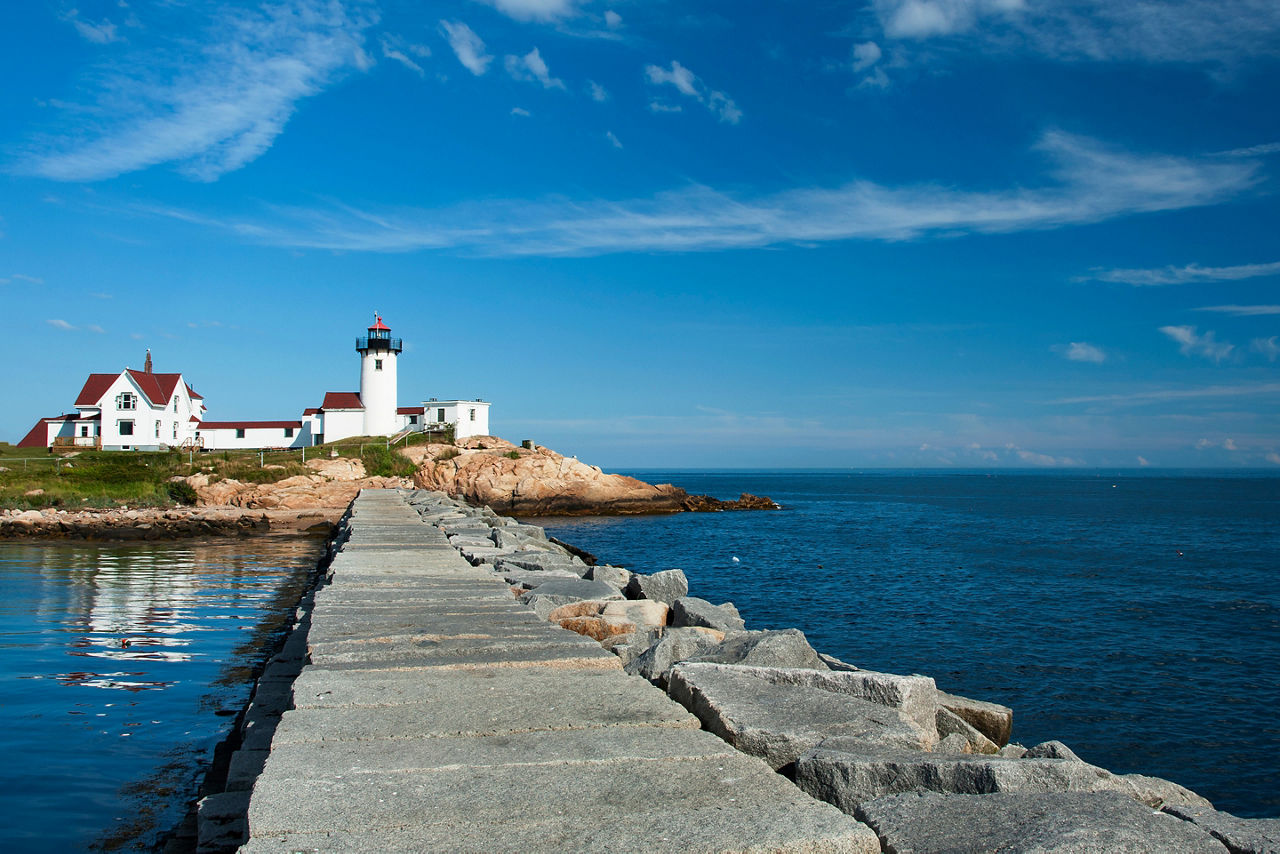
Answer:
[{"xmin": 20, "ymin": 0, "xmax": 376, "ymax": 183}]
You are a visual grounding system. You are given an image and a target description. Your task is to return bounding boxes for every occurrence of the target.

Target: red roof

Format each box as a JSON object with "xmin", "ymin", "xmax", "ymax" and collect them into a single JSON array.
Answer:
[
  {"xmin": 198, "ymin": 421, "xmax": 302, "ymax": 430},
  {"xmin": 74, "ymin": 373, "xmax": 118, "ymax": 406},
  {"xmin": 398, "ymin": 406, "xmax": 425, "ymax": 415},
  {"xmin": 127, "ymin": 370, "xmax": 184, "ymax": 406},
  {"xmin": 189, "ymin": 416, "xmax": 201, "ymax": 423},
  {"xmin": 16, "ymin": 414, "xmax": 77, "ymax": 447},
  {"xmin": 302, "ymin": 408, "xmax": 320, "ymax": 416},
  {"xmin": 369, "ymin": 316, "xmax": 390, "ymax": 331},
  {"xmin": 321, "ymin": 391, "xmax": 363, "ymax": 410},
  {"xmin": 73, "ymin": 370, "xmax": 189, "ymax": 407},
  {"xmin": 186, "ymin": 383, "xmax": 202, "ymax": 400}
]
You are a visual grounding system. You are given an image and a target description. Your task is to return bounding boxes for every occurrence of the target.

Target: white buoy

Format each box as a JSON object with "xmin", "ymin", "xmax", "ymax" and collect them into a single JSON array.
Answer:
[{"xmin": 731, "ymin": 556, "xmax": 740, "ymax": 563}]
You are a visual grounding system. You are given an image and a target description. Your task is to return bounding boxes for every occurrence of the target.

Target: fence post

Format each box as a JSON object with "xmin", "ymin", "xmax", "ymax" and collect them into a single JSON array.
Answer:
[{"xmin": 259, "ymin": 451, "xmax": 264, "ymax": 467}]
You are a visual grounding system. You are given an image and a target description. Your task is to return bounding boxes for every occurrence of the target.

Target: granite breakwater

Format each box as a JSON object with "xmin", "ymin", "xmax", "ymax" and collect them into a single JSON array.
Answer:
[{"xmin": 203, "ymin": 489, "xmax": 1279, "ymax": 853}]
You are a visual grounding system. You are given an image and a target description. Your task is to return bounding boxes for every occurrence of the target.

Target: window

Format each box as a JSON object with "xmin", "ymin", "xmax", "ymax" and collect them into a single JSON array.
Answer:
[
  {"xmin": 119, "ymin": 420, "xmax": 134, "ymax": 436},
  {"xmin": 155, "ymin": 421, "xmax": 161, "ymax": 438},
  {"xmin": 284, "ymin": 427, "xmax": 294, "ymax": 438},
  {"xmin": 375, "ymin": 359, "xmax": 383, "ymax": 371},
  {"xmin": 80, "ymin": 425, "xmax": 89, "ymax": 438},
  {"xmin": 437, "ymin": 408, "xmax": 445, "ymax": 422},
  {"xmin": 235, "ymin": 428, "xmax": 246, "ymax": 439},
  {"xmin": 469, "ymin": 408, "xmax": 476, "ymax": 421},
  {"xmin": 408, "ymin": 415, "xmax": 417, "ymax": 425},
  {"xmin": 173, "ymin": 399, "xmax": 178, "ymax": 412},
  {"xmin": 173, "ymin": 423, "xmax": 178, "ymax": 439},
  {"xmin": 116, "ymin": 392, "xmax": 136, "ymax": 410}
]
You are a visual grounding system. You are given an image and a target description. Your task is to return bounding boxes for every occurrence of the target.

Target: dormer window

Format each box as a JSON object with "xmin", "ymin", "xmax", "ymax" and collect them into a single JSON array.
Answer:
[{"xmin": 117, "ymin": 392, "xmax": 136, "ymax": 410}]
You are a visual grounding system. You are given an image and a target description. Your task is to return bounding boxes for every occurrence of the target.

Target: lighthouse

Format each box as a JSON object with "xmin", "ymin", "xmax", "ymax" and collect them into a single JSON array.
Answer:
[{"xmin": 356, "ymin": 314, "xmax": 401, "ymax": 436}]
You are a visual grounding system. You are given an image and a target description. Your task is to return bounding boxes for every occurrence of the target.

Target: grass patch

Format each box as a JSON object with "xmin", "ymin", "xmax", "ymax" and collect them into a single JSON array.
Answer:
[{"xmin": 360, "ymin": 443, "xmax": 417, "ymax": 478}]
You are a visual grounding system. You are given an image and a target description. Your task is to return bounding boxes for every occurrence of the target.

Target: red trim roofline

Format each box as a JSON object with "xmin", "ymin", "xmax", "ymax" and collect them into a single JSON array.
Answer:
[{"xmin": 198, "ymin": 421, "xmax": 303, "ymax": 430}]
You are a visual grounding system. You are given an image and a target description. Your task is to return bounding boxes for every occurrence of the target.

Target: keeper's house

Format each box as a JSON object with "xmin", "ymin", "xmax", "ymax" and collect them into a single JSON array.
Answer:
[{"xmin": 18, "ymin": 316, "xmax": 491, "ymax": 452}]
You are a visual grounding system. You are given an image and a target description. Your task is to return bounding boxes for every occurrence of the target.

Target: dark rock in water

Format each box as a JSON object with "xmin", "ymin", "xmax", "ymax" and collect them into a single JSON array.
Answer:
[
  {"xmin": 680, "ymin": 492, "xmax": 778, "ymax": 512},
  {"xmin": 854, "ymin": 791, "xmax": 1226, "ymax": 854},
  {"xmin": 624, "ymin": 627, "xmax": 722, "ymax": 686},
  {"xmin": 625, "ymin": 568, "xmax": 689, "ymax": 604},
  {"xmin": 687, "ymin": 629, "xmax": 827, "ymax": 671},
  {"xmin": 670, "ymin": 596, "xmax": 746, "ymax": 632},
  {"xmin": 666, "ymin": 662, "xmax": 930, "ymax": 771},
  {"xmin": 1163, "ymin": 803, "xmax": 1280, "ymax": 854},
  {"xmin": 937, "ymin": 689, "xmax": 1013, "ymax": 747}
]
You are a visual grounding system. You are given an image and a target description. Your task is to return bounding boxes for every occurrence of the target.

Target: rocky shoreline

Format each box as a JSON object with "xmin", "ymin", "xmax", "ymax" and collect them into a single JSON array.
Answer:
[
  {"xmin": 0, "ymin": 439, "xmax": 777, "ymax": 541},
  {"xmin": 0, "ymin": 505, "xmax": 340, "ymax": 540},
  {"xmin": 394, "ymin": 487, "xmax": 1279, "ymax": 854}
]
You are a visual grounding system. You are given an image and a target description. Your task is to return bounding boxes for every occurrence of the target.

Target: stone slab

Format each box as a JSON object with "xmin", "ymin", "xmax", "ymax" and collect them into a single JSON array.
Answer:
[
  {"xmin": 245, "ymin": 750, "xmax": 878, "ymax": 854},
  {"xmin": 854, "ymin": 790, "xmax": 1226, "ymax": 853},
  {"xmin": 281, "ymin": 667, "xmax": 691, "ymax": 733}
]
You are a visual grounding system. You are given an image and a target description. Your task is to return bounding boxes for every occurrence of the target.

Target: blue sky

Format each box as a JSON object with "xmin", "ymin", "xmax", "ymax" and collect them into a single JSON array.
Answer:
[{"xmin": 2, "ymin": 0, "xmax": 1278, "ymax": 468}]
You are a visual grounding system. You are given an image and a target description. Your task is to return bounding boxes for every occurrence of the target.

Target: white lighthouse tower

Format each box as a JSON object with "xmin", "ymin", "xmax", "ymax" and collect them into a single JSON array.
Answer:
[{"xmin": 357, "ymin": 314, "xmax": 401, "ymax": 436}]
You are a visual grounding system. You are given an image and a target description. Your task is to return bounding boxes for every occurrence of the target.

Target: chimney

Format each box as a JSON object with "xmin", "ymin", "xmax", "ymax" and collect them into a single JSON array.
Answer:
[{"xmin": 144, "ymin": 349, "xmax": 153, "ymax": 374}]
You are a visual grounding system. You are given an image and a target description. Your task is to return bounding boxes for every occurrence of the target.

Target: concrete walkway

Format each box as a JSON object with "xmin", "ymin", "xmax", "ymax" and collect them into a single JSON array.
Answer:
[{"xmin": 239, "ymin": 489, "xmax": 876, "ymax": 853}]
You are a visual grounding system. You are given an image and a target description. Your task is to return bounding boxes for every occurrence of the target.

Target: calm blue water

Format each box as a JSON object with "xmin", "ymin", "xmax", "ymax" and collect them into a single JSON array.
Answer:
[
  {"xmin": 536, "ymin": 470, "xmax": 1280, "ymax": 818},
  {"xmin": 0, "ymin": 536, "xmax": 323, "ymax": 852}
]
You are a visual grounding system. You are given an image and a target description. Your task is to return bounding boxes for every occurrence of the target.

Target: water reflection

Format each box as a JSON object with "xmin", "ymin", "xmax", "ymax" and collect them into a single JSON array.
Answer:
[{"xmin": 0, "ymin": 536, "xmax": 323, "ymax": 853}]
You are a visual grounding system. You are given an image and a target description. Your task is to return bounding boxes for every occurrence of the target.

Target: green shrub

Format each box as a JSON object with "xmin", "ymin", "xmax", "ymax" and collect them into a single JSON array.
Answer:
[
  {"xmin": 505, "ymin": 450, "xmax": 520, "ymax": 460},
  {"xmin": 436, "ymin": 447, "xmax": 461, "ymax": 462},
  {"xmin": 166, "ymin": 480, "xmax": 199, "ymax": 505}
]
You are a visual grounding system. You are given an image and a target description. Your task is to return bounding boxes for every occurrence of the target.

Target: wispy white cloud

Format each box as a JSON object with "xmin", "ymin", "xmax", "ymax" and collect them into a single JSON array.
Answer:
[
  {"xmin": 1160, "ymin": 325, "xmax": 1234, "ymax": 363},
  {"xmin": 21, "ymin": 0, "xmax": 375, "ymax": 183},
  {"xmin": 479, "ymin": 0, "xmax": 584, "ymax": 23},
  {"xmin": 872, "ymin": 0, "xmax": 1280, "ymax": 66},
  {"xmin": 1015, "ymin": 447, "xmax": 1082, "ymax": 467},
  {"xmin": 381, "ymin": 34, "xmax": 428, "ymax": 76},
  {"xmin": 511, "ymin": 106, "xmax": 532, "ymax": 117},
  {"xmin": 1137, "ymin": 455, "xmax": 1150, "ymax": 466},
  {"xmin": 648, "ymin": 101, "xmax": 683, "ymax": 114},
  {"xmin": 9, "ymin": 274, "xmax": 44, "ymax": 285},
  {"xmin": 604, "ymin": 10, "xmax": 623, "ymax": 29},
  {"xmin": 645, "ymin": 61, "xmax": 742, "ymax": 124},
  {"xmin": 136, "ymin": 131, "xmax": 1260, "ymax": 257},
  {"xmin": 1052, "ymin": 382, "xmax": 1280, "ymax": 405},
  {"xmin": 1252, "ymin": 336, "xmax": 1280, "ymax": 361},
  {"xmin": 86, "ymin": 324, "xmax": 106, "ymax": 334},
  {"xmin": 852, "ymin": 41, "xmax": 883, "ymax": 71},
  {"xmin": 605, "ymin": 130, "xmax": 622, "ymax": 149},
  {"xmin": 47, "ymin": 319, "xmax": 76, "ymax": 331},
  {"xmin": 1197, "ymin": 437, "xmax": 1240, "ymax": 451},
  {"xmin": 505, "ymin": 47, "xmax": 564, "ymax": 89},
  {"xmin": 440, "ymin": 20, "xmax": 492, "ymax": 75},
  {"xmin": 588, "ymin": 80, "xmax": 608, "ymax": 101},
  {"xmin": 64, "ymin": 9, "xmax": 122, "ymax": 44},
  {"xmin": 877, "ymin": 0, "xmax": 1025, "ymax": 39},
  {"xmin": 1059, "ymin": 341, "xmax": 1106, "ymax": 363},
  {"xmin": 1081, "ymin": 260, "xmax": 1280, "ymax": 286},
  {"xmin": 1196, "ymin": 304, "xmax": 1280, "ymax": 316},
  {"xmin": 1216, "ymin": 142, "xmax": 1280, "ymax": 157}
]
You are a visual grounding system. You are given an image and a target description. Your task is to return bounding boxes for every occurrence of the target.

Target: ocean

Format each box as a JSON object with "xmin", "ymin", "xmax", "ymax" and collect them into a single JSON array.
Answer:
[
  {"xmin": 0, "ymin": 536, "xmax": 324, "ymax": 852},
  {"xmin": 537, "ymin": 469, "xmax": 1280, "ymax": 818}
]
